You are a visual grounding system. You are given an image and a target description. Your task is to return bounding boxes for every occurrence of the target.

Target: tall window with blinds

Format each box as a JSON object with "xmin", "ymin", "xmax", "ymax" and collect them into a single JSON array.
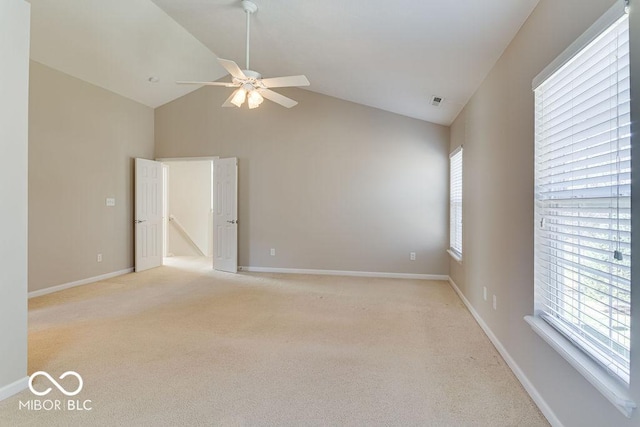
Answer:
[
  {"xmin": 534, "ymin": 14, "xmax": 631, "ymax": 384},
  {"xmin": 450, "ymin": 147, "xmax": 463, "ymax": 258}
]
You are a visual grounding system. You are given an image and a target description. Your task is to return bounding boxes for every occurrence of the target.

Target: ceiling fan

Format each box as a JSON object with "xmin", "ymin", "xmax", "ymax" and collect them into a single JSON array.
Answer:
[{"xmin": 177, "ymin": 0, "xmax": 310, "ymax": 109}]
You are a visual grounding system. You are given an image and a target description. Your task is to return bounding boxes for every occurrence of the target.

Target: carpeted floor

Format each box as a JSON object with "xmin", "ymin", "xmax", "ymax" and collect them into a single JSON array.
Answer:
[{"xmin": 0, "ymin": 257, "xmax": 548, "ymax": 426}]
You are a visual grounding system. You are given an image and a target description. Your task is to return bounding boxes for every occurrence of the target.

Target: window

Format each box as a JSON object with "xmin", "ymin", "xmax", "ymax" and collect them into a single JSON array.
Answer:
[
  {"xmin": 533, "ymin": 4, "xmax": 631, "ymax": 390},
  {"xmin": 449, "ymin": 147, "xmax": 463, "ymax": 259}
]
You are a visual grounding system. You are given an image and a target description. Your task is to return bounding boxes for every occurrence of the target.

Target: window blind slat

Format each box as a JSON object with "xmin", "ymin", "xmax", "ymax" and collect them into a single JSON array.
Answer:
[
  {"xmin": 541, "ymin": 155, "xmax": 629, "ymax": 179},
  {"xmin": 538, "ymin": 170, "xmax": 631, "ymax": 191},
  {"xmin": 538, "ymin": 136, "xmax": 630, "ymax": 169},
  {"xmin": 541, "ymin": 51, "xmax": 629, "ymax": 112},
  {"xmin": 538, "ymin": 111, "xmax": 630, "ymax": 153},
  {"xmin": 540, "ymin": 66, "xmax": 630, "ymax": 127},
  {"xmin": 538, "ymin": 238, "xmax": 629, "ymax": 261},
  {"xmin": 535, "ymin": 265, "xmax": 631, "ymax": 304},
  {"xmin": 539, "ymin": 213, "xmax": 631, "ymax": 229},
  {"xmin": 538, "ymin": 184, "xmax": 631, "ymax": 200}
]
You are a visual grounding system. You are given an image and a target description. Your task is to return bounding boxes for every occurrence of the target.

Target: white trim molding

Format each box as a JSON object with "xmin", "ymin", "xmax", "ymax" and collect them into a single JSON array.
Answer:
[
  {"xmin": 156, "ymin": 156, "xmax": 219, "ymax": 162},
  {"xmin": 525, "ymin": 315, "xmax": 636, "ymax": 418},
  {"xmin": 239, "ymin": 266, "xmax": 448, "ymax": 281},
  {"xmin": 0, "ymin": 377, "xmax": 28, "ymax": 402},
  {"xmin": 447, "ymin": 249, "xmax": 462, "ymax": 264},
  {"xmin": 448, "ymin": 278, "xmax": 563, "ymax": 427},
  {"xmin": 28, "ymin": 268, "xmax": 134, "ymax": 298}
]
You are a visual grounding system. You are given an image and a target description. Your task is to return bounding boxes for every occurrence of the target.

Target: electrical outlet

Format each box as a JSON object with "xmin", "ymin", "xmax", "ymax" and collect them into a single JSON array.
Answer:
[
  {"xmin": 105, "ymin": 198, "xmax": 115, "ymax": 207},
  {"xmin": 270, "ymin": 248, "xmax": 276, "ymax": 256},
  {"xmin": 410, "ymin": 252, "xmax": 416, "ymax": 261},
  {"xmin": 493, "ymin": 295, "xmax": 497, "ymax": 311},
  {"xmin": 97, "ymin": 253, "xmax": 102, "ymax": 263},
  {"xmin": 483, "ymin": 287, "xmax": 487, "ymax": 301}
]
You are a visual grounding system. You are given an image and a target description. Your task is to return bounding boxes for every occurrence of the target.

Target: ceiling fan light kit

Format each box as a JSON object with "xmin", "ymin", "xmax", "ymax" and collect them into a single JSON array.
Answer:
[
  {"xmin": 177, "ymin": 0, "xmax": 310, "ymax": 110},
  {"xmin": 230, "ymin": 87, "xmax": 247, "ymax": 108},
  {"xmin": 247, "ymin": 90, "xmax": 264, "ymax": 109}
]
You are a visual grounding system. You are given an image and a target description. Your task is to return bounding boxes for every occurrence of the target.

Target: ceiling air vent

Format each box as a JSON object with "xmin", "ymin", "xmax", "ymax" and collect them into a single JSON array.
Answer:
[{"xmin": 431, "ymin": 96, "xmax": 444, "ymax": 107}]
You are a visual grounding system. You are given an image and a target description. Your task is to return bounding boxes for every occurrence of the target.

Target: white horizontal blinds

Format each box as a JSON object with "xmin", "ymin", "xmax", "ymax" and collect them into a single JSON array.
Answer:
[
  {"xmin": 450, "ymin": 148, "xmax": 463, "ymax": 256},
  {"xmin": 534, "ymin": 14, "xmax": 631, "ymax": 384}
]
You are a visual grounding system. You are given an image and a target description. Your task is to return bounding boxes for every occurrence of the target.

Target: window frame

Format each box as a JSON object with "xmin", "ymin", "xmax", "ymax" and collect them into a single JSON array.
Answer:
[{"xmin": 525, "ymin": 0, "xmax": 636, "ymax": 417}]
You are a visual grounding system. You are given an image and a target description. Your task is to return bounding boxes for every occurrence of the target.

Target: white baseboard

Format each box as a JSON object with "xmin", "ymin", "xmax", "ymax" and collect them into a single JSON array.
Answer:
[
  {"xmin": 0, "ymin": 377, "xmax": 28, "ymax": 402},
  {"xmin": 239, "ymin": 266, "xmax": 448, "ymax": 281},
  {"xmin": 28, "ymin": 268, "xmax": 134, "ymax": 299},
  {"xmin": 447, "ymin": 277, "xmax": 563, "ymax": 427}
]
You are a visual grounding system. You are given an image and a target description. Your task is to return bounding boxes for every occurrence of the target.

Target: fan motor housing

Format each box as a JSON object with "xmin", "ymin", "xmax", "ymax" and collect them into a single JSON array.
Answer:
[
  {"xmin": 232, "ymin": 69, "xmax": 263, "ymax": 88},
  {"xmin": 242, "ymin": 70, "xmax": 261, "ymax": 79}
]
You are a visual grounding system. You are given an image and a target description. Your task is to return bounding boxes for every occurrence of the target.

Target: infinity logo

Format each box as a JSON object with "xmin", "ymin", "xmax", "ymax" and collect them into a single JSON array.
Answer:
[{"xmin": 28, "ymin": 371, "xmax": 83, "ymax": 397}]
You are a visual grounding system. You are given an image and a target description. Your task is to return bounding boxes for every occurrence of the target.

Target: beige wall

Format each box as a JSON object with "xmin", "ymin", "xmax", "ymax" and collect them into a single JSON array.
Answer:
[
  {"xmin": 449, "ymin": 0, "xmax": 640, "ymax": 425},
  {"xmin": 0, "ymin": 0, "xmax": 30, "ymax": 396},
  {"xmin": 28, "ymin": 61, "xmax": 155, "ymax": 292},
  {"xmin": 156, "ymin": 88, "xmax": 449, "ymax": 275}
]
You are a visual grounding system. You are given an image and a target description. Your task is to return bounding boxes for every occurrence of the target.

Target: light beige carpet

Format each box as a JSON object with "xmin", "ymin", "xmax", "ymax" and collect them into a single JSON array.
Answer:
[{"xmin": 0, "ymin": 257, "xmax": 548, "ymax": 426}]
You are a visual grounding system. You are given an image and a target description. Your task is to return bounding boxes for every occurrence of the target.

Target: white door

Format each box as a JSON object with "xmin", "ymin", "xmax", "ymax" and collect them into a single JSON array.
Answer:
[
  {"xmin": 135, "ymin": 158, "xmax": 163, "ymax": 272},
  {"xmin": 213, "ymin": 157, "xmax": 238, "ymax": 273}
]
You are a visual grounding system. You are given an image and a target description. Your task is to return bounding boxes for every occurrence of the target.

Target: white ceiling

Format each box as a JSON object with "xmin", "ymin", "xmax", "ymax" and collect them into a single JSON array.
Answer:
[
  {"xmin": 28, "ymin": 0, "xmax": 221, "ymax": 108},
  {"xmin": 151, "ymin": 0, "xmax": 540, "ymax": 125},
  {"xmin": 27, "ymin": 0, "xmax": 540, "ymax": 125}
]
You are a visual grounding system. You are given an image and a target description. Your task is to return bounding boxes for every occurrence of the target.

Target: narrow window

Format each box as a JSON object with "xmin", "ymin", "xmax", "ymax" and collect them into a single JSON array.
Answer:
[
  {"xmin": 450, "ymin": 147, "xmax": 463, "ymax": 259},
  {"xmin": 534, "ymin": 12, "xmax": 631, "ymax": 384}
]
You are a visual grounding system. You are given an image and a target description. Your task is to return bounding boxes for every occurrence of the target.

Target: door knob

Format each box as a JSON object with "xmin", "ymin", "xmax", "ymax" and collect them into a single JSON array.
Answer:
[
  {"xmin": 135, "ymin": 219, "xmax": 146, "ymax": 224},
  {"xmin": 226, "ymin": 220, "xmax": 237, "ymax": 224}
]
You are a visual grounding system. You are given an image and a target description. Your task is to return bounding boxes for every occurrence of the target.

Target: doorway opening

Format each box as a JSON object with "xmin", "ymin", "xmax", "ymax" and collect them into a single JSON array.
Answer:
[{"xmin": 161, "ymin": 159, "xmax": 214, "ymax": 261}]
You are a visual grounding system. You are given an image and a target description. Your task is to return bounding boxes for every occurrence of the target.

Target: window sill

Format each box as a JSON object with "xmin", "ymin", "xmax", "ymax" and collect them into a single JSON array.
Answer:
[
  {"xmin": 447, "ymin": 249, "xmax": 462, "ymax": 264},
  {"xmin": 524, "ymin": 315, "xmax": 636, "ymax": 418}
]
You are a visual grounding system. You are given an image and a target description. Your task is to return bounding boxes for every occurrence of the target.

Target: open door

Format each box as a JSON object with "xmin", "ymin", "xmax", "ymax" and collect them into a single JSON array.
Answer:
[
  {"xmin": 135, "ymin": 158, "xmax": 163, "ymax": 272},
  {"xmin": 213, "ymin": 157, "xmax": 238, "ymax": 273}
]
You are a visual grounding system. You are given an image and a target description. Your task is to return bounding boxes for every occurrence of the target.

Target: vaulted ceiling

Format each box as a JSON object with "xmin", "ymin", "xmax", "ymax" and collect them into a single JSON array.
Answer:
[{"xmin": 28, "ymin": 0, "xmax": 540, "ymax": 125}]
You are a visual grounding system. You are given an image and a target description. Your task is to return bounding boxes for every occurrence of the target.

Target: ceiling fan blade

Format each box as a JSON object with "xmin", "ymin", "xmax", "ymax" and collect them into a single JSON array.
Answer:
[
  {"xmin": 217, "ymin": 58, "xmax": 247, "ymax": 80},
  {"xmin": 222, "ymin": 89, "xmax": 239, "ymax": 108},
  {"xmin": 260, "ymin": 75, "xmax": 310, "ymax": 88},
  {"xmin": 176, "ymin": 81, "xmax": 238, "ymax": 87},
  {"xmin": 259, "ymin": 89, "xmax": 298, "ymax": 108}
]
